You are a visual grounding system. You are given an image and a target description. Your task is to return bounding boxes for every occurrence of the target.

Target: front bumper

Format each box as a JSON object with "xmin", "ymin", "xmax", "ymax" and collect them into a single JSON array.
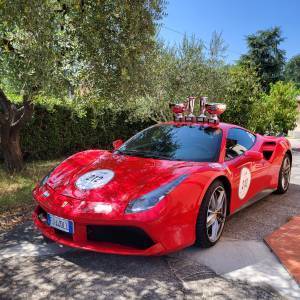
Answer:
[
  {"xmin": 32, "ymin": 185, "xmax": 196, "ymax": 256},
  {"xmin": 33, "ymin": 206, "xmax": 166, "ymax": 255}
]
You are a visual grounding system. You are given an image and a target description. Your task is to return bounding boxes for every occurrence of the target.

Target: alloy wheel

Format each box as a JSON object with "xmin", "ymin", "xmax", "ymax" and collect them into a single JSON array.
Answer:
[
  {"xmin": 281, "ymin": 156, "xmax": 291, "ymax": 191},
  {"xmin": 206, "ymin": 186, "xmax": 227, "ymax": 243}
]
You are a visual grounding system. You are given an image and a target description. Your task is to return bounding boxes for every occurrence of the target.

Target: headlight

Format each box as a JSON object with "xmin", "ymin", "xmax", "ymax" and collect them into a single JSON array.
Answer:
[{"xmin": 125, "ymin": 175, "xmax": 187, "ymax": 214}]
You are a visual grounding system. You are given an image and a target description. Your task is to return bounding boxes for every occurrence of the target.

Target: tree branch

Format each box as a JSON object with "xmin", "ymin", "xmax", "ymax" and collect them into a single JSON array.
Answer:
[
  {"xmin": 14, "ymin": 106, "xmax": 25, "ymax": 120},
  {"xmin": 11, "ymin": 94, "xmax": 34, "ymax": 129},
  {"xmin": 80, "ymin": 0, "xmax": 85, "ymax": 12}
]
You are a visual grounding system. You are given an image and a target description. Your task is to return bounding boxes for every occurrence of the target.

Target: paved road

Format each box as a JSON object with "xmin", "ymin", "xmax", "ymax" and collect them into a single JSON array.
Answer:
[
  {"xmin": 0, "ymin": 225, "xmax": 282, "ymax": 300},
  {"xmin": 1, "ymin": 152, "xmax": 300, "ymax": 299}
]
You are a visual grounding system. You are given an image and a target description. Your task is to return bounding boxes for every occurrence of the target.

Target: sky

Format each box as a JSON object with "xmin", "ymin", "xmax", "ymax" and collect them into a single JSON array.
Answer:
[{"xmin": 158, "ymin": 0, "xmax": 300, "ymax": 63}]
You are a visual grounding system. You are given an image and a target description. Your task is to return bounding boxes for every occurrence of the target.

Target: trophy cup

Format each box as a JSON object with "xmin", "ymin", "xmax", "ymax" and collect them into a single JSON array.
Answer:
[
  {"xmin": 185, "ymin": 96, "xmax": 196, "ymax": 122},
  {"xmin": 169, "ymin": 102, "xmax": 186, "ymax": 122},
  {"xmin": 205, "ymin": 102, "xmax": 227, "ymax": 124},
  {"xmin": 197, "ymin": 96, "xmax": 208, "ymax": 122}
]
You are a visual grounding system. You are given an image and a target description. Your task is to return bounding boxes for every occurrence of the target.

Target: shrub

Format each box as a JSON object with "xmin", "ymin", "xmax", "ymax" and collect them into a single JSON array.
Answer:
[
  {"xmin": 253, "ymin": 81, "xmax": 299, "ymax": 134},
  {"xmin": 17, "ymin": 104, "xmax": 152, "ymax": 161}
]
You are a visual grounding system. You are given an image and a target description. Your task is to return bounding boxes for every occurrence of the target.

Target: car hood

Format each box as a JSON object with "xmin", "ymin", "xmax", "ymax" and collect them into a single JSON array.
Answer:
[{"xmin": 46, "ymin": 150, "xmax": 206, "ymax": 203}]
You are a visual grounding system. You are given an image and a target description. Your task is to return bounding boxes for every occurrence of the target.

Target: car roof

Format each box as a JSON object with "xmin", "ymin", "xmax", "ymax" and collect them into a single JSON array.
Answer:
[{"xmin": 159, "ymin": 121, "xmax": 243, "ymax": 131}]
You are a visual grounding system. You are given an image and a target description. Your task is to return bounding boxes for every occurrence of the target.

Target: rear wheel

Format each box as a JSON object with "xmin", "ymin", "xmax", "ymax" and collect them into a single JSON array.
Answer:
[
  {"xmin": 275, "ymin": 154, "xmax": 291, "ymax": 194},
  {"xmin": 195, "ymin": 180, "xmax": 227, "ymax": 248}
]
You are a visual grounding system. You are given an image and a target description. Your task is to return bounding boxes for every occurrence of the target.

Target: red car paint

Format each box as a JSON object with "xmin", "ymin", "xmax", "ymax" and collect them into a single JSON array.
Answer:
[{"xmin": 32, "ymin": 122, "xmax": 291, "ymax": 255}]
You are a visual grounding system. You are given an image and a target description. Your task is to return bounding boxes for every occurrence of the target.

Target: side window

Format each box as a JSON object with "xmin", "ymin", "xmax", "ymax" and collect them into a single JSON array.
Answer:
[{"xmin": 225, "ymin": 128, "xmax": 256, "ymax": 160}]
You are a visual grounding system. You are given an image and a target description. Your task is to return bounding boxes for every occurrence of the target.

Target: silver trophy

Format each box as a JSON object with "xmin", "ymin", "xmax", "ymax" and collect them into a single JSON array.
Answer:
[
  {"xmin": 206, "ymin": 103, "xmax": 227, "ymax": 124},
  {"xmin": 185, "ymin": 96, "xmax": 196, "ymax": 122},
  {"xmin": 197, "ymin": 96, "xmax": 208, "ymax": 122}
]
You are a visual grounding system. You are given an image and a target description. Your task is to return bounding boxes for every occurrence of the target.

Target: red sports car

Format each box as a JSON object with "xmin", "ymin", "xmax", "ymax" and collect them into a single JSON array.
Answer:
[{"xmin": 32, "ymin": 100, "xmax": 292, "ymax": 256}]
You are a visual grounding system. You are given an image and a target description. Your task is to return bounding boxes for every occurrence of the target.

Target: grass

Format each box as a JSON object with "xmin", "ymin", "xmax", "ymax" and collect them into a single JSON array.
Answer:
[
  {"xmin": 0, "ymin": 159, "xmax": 61, "ymax": 212},
  {"xmin": 0, "ymin": 159, "xmax": 62, "ymax": 232},
  {"xmin": 0, "ymin": 160, "xmax": 61, "ymax": 213}
]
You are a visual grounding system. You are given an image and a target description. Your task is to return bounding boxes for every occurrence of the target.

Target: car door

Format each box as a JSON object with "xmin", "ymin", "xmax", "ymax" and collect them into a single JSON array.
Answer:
[{"xmin": 224, "ymin": 128, "xmax": 270, "ymax": 212}]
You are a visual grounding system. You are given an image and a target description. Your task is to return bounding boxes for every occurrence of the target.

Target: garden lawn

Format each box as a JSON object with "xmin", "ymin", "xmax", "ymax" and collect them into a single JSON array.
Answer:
[{"xmin": 0, "ymin": 159, "xmax": 61, "ymax": 232}]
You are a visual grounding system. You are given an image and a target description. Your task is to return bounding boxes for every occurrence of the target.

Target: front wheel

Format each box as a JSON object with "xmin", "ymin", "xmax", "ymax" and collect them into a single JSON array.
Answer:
[
  {"xmin": 275, "ymin": 154, "xmax": 291, "ymax": 194},
  {"xmin": 195, "ymin": 180, "xmax": 227, "ymax": 248}
]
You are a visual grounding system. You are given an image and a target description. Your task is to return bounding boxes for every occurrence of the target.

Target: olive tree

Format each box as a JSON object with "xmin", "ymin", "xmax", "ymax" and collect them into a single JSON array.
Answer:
[
  {"xmin": 222, "ymin": 65, "xmax": 263, "ymax": 130},
  {"xmin": 0, "ymin": 0, "xmax": 165, "ymax": 172},
  {"xmin": 129, "ymin": 34, "xmax": 228, "ymax": 122},
  {"xmin": 0, "ymin": 0, "xmax": 66, "ymax": 172}
]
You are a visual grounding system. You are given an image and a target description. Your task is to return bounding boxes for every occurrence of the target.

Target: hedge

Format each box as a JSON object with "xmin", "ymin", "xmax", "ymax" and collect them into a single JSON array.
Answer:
[{"xmin": 12, "ymin": 104, "xmax": 153, "ymax": 161}]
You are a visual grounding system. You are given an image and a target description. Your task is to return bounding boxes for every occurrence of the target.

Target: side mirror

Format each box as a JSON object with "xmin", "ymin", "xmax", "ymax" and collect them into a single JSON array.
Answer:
[
  {"xmin": 113, "ymin": 139, "xmax": 124, "ymax": 150},
  {"xmin": 245, "ymin": 150, "xmax": 263, "ymax": 161}
]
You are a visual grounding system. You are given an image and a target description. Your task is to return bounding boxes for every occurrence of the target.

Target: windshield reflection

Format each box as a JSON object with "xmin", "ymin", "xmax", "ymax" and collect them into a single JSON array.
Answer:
[{"xmin": 117, "ymin": 124, "xmax": 222, "ymax": 162}]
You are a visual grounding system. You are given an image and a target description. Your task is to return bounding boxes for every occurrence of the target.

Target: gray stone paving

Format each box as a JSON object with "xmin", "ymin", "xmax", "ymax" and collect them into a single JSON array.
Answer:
[{"xmin": 0, "ymin": 245, "xmax": 282, "ymax": 300}]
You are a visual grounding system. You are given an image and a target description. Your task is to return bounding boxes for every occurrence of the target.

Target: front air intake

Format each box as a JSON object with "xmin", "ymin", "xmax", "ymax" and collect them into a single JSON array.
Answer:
[{"xmin": 86, "ymin": 225, "xmax": 155, "ymax": 250}]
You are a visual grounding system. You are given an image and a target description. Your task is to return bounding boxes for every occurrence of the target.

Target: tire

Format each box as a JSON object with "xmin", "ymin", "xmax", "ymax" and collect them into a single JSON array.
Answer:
[
  {"xmin": 275, "ymin": 154, "xmax": 291, "ymax": 194},
  {"xmin": 195, "ymin": 180, "xmax": 227, "ymax": 248}
]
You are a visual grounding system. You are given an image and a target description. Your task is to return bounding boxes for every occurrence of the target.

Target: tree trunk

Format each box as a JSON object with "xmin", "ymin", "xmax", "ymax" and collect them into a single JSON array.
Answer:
[
  {"xmin": 1, "ymin": 127, "xmax": 24, "ymax": 172},
  {"xmin": 0, "ymin": 89, "xmax": 34, "ymax": 173}
]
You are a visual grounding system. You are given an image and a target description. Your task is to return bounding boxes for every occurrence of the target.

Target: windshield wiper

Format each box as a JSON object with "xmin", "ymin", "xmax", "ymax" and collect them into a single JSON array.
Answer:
[
  {"xmin": 117, "ymin": 149, "xmax": 163, "ymax": 158},
  {"xmin": 138, "ymin": 152, "xmax": 170, "ymax": 159},
  {"xmin": 117, "ymin": 150, "xmax": 184, "ymax": 161},
  {"xmin": 140, "ymin": 153, "xmax": 186, "ymax": 161},
  {"xmin": 116, "ymin": 149, "xmax": 140, "ymax": 156}
]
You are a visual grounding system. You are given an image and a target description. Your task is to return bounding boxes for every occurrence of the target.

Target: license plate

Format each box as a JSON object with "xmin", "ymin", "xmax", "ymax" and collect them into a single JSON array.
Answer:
[{"xmin": 47, "ymin": 213, "xmax": 74, "ymax": 234}]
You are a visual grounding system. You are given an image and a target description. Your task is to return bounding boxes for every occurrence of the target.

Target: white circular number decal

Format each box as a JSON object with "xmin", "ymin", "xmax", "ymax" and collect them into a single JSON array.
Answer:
[
  {"xmin": 238, "ymin": 167, "xmax": 251, "ymax": 199},
  {"xmin": 75, "ymin": 169, "xmax": 114, "ymax": 190}
]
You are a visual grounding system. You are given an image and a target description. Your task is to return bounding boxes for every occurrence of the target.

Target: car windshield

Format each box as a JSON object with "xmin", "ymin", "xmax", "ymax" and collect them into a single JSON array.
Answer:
[{"xmin": 117, "ymin": 124, "xmax": 222, "ymax": 162}]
